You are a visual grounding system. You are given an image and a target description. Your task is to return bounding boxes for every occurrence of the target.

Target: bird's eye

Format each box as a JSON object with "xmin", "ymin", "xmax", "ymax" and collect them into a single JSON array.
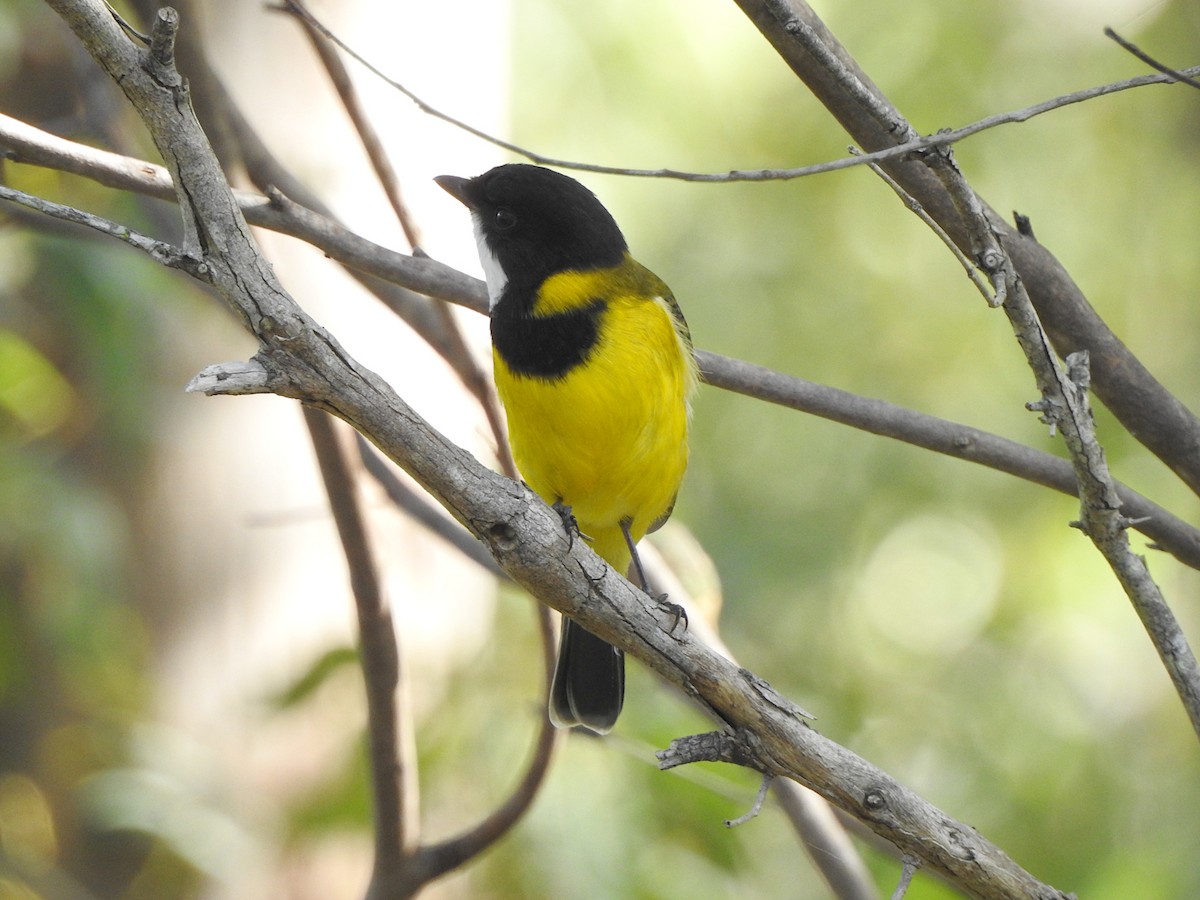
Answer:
[{"xmin": 494, "ymin": 208, "xmax": 517, "ymax": 231}]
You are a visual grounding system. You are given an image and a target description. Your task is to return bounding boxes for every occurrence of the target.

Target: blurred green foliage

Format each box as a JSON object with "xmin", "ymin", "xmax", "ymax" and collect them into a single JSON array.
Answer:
[{"xmin": 2, "ymin": 0, "xmax": 1199, "ymax": 898}]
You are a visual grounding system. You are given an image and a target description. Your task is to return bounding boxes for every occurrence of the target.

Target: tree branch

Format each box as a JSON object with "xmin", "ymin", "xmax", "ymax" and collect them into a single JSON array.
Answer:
[
  {"xmin": 0, "ymin": 182, "xmax": 203, "ymax": 275},
  {"xmin": 733, "ymin": 0, "xmax": 1200, "ymax": 499},
  {"xmin": 928, "ymin": 144, "xmax": 1200, "ymax": 740},
  {"xmin": 303, "ymin": 408, "xmax": 413, "ymax": 885},
  {"xmin": 701, "ymin": 351, "xmax": 1200, "ymax": 570},
  {"xmin": 356, "ymin": 435, "xmax": 504, "ymax": 577}
]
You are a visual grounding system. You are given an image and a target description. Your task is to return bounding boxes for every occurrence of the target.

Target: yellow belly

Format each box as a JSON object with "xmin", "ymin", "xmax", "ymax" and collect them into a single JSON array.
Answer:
[{"xmin": 494, "ymin": 294, "xmax": 693, "ymax": 574}]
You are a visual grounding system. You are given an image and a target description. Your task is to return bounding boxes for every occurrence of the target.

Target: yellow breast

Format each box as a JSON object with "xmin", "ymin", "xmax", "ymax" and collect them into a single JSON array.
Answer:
[{"xmin": 494, "ymin": 267, "xmax": 696, "ymax": 572}]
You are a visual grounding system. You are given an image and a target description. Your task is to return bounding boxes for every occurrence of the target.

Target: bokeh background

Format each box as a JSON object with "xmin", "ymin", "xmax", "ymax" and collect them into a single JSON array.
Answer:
[{"xmin": 2, "ymin": 0, "xmax": 1199, "ymax": 897}]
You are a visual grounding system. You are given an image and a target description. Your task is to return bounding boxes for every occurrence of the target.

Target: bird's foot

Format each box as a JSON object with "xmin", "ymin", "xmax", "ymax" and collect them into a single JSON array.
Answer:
[
  {"xmin": 551, "ymin": 500, "xmax": 589, "ymax": 551},
  {"xmin": 654, "ymin": 594, "xmax": 688, "ymax": 635}
]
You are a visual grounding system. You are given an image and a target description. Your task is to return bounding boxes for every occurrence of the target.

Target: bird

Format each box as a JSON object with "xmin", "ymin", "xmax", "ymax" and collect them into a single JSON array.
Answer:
[{"xmin": 435, "ymin": 164, "xmax": 697, "ymax": 733}]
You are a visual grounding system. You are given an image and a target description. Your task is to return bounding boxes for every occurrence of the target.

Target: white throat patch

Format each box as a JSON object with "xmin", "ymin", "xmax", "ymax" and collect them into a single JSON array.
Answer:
[{"xmin": 471, "ymin": 215, "xmax": 508, "ymax": 309}]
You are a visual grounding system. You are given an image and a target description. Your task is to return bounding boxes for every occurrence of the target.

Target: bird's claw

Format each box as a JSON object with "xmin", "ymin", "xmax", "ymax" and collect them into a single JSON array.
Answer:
[
  {"xmin": 551, "ymin": 500, "xmax": 589, "ymax": 551},
  {"xmin": 655, "ymin": 594, "xmax": 688, "ymax": 635}
]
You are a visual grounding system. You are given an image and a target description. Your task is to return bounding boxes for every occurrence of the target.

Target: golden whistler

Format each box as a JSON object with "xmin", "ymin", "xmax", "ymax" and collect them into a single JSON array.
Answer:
[{"xmin": 437, "ymin": 165, "xmax": 697, "ymax": 733}]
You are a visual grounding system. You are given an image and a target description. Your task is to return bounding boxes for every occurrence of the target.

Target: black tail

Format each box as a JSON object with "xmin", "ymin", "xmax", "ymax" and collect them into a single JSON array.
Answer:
[{"xmin": 549, "ymin": 618, "xmax": 624, "ymax": 733}]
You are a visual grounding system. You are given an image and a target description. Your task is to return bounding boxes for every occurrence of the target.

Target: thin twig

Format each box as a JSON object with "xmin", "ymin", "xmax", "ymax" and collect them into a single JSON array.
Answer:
[
  {"xmin": 303, "ymin": 409, "xmax": 412, "ymax": 886},
  {"xmin": 283, "ymin": 0, "xmax": 422, "ymax": 249},
  {"xmin": 889, "ymin": 856, "xmax": 920, "ymax": 900},
  {"xmin": 1105, "ymin": 27, "xmax": 1200, "ymax": 91},
  {"xmin": 410, "ymin": 690, "xmax": 562, "ymax": 888},
  {"xmin": 265, "ymin": 0, "xmax": 1200, "ymax": 184},
  {"xmin": 0, "ymin": 184, "xmax": 202, "ymax": 275},
  {"xmin": 849, "ymin": 146, "xmax": 995, "ymax": 305},
  {"xmin": 278, "ymin": 0, "xmax": 518, "ymax": 481},
  {"xmin": 357, "ymin": 435, "xmax": 503, "ymax": 576},
  {"xmin": 725, "ymin": 774, "xmax": 774, "ymax": 827}
]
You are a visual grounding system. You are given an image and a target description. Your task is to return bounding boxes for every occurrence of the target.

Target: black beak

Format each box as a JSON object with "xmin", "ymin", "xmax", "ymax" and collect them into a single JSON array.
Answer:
[{"xmin": 434, "ymin": 174, "xmax": 473, "ymax": 209}]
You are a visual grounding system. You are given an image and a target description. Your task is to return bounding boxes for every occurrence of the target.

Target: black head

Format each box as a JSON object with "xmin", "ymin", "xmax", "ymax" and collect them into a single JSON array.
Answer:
[{"xmin": 435, "ymin": 165, "xmax": 628, "ymax": 291}]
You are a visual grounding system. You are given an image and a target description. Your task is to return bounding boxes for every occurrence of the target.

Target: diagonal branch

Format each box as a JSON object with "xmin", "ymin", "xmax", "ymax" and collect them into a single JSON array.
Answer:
[{"xmin": 925, "ymin": 143, "xmax": 1200, "ymax": 741}]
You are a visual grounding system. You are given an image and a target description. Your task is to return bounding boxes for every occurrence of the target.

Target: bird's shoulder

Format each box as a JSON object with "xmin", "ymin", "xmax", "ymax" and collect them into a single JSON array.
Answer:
[{"xmin": 535, "ymin": 255, "xmax": 685, "ymax": 328}]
